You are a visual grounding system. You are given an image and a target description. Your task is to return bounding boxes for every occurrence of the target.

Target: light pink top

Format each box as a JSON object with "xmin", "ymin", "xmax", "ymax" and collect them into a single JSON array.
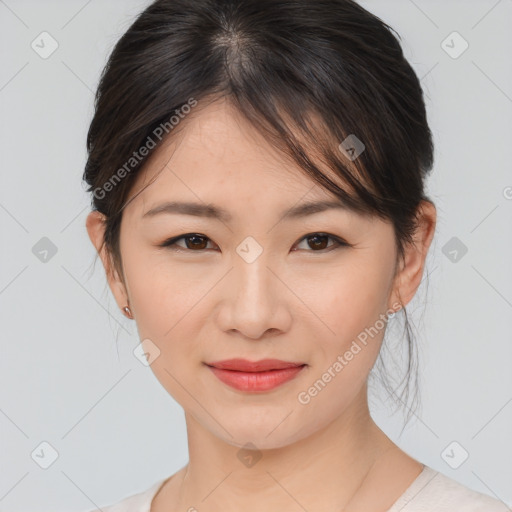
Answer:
[{"xmin": 88, "ymin": 465, "xmax": 509, "ymax": 511}]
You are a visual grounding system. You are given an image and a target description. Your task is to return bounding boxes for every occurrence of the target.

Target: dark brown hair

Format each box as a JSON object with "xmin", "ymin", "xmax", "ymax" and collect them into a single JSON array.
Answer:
[{"xmin": 83, "ymin": 0, "xmax": 435, "ymax": 426}]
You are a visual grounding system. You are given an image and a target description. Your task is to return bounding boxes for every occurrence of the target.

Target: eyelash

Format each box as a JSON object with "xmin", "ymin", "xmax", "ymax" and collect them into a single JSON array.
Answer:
[{"xmin": 158, "ymin": 232, "xmax": 350, "ymax": 253}]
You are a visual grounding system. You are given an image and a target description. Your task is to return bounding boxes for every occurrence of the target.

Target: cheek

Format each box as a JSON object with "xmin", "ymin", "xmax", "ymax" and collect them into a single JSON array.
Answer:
[
  {"xmin": 295, "ymin": 269, "xmax": 391, "ymax": 417},
  {"xmin": 123, "ymin": 251, "xmax": 218, "ymax": 377},
  {"xmin": 120, "ymin": 252, "xmax": 190, "ymax": 350},
  {"xmin": 302, "ymin": 258, "xmax": 392, "ymax": 345},
  {"xmin": 124, "ymin": 256, "xmax": 207, "ymax": 402}
]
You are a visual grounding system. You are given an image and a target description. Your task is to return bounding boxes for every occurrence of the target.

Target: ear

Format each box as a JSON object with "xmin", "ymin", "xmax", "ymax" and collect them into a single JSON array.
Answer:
[
  {"xmin": 389, "ymin": 200, "xmax": 437, "ymax": 310},
  {"xmin": 86, "ymin": 210, "xmax": 130, "ymax": 313}
]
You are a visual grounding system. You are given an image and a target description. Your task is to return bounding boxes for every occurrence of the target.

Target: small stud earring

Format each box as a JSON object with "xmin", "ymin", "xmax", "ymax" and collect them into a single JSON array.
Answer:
[
  {"xmin": 387, "ymin": 303, "xmax": 402, "ymax": 320},
  {"xmin": 123, "ymin": 306, "xmax": 133, "ymax": 319}
]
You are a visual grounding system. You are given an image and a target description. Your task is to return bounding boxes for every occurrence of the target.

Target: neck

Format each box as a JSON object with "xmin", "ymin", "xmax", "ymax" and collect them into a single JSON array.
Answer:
[{"xmin": 172, "ymin": 385, "xmax": 395, "ymax": 512}]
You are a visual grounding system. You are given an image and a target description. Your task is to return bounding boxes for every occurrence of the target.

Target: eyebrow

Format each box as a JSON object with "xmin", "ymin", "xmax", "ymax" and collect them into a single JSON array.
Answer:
[{"xmin": 142, "ymin": 200, "xmax": 354, "ymax": 223}]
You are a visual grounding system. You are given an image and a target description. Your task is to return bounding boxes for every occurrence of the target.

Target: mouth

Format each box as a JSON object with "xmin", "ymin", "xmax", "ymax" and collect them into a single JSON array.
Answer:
[{"xmin": 204, "ymin": 358, "xmax": 307, "ymax": 392}]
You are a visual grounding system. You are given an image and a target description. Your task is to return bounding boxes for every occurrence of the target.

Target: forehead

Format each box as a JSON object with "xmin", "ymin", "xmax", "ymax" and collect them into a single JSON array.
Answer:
[{"xmin": 123, "ymin": 98, "xmax": 365, "ymax": 220}]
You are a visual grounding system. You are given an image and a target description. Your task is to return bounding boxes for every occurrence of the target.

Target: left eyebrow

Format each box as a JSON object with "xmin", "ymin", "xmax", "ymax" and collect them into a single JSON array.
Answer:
[
  {"xmin": 142, "ymin": 201, "xmax": 233, "ymax": 223},
  {"xmin": 142, "ymin": 199, "xmax": 353, "ymax": 223}
]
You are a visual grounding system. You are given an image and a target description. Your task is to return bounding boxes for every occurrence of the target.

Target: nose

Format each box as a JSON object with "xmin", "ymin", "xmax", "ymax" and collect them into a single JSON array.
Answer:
[{"xmin": 216, "ymin": 252, "xmax": 292, "ymax": 340}]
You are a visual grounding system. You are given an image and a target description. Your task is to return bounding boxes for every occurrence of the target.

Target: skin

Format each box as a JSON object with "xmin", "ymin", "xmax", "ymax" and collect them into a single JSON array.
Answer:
[{"xmin": 86, "ymin": 97, "xmax": 436, "ymax": 512}]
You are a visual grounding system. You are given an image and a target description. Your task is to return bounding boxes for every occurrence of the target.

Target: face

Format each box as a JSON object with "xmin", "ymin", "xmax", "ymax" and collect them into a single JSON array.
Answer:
[{"xmin": 87, "ymin": 98, "xmax": 434, "ymax": 450}]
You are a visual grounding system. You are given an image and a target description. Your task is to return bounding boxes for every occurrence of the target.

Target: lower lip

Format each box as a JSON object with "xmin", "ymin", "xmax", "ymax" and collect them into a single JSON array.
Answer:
[{"xmin": 207, "ymin": 365, "xmax": 306, "ymax": 392}]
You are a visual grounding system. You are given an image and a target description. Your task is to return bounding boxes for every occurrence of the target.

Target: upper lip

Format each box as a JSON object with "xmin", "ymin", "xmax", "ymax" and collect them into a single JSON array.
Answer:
[{"xmin": 205, "ymin": 358, "xmax": 305, "ymax": 372}]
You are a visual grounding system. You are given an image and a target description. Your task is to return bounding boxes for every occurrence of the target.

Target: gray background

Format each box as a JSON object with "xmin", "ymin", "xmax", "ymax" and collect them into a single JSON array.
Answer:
[{"xmin": 0, "ymin": 0, "xmax": 511, "ymax": 510}]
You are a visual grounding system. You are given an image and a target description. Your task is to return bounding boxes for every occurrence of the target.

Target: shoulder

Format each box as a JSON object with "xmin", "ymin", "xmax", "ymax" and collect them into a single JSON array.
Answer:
[
  {"xmin": 388, "ymin": 465, "xmax": 509, "ymax": 512},
  {"xmin": 85, "ymin": 478, "xmax": 167, "ymax": 512}
]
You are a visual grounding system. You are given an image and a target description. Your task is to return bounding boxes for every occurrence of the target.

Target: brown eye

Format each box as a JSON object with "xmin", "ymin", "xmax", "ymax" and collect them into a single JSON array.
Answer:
[
  {"xmin": 306, "ymin": 234, "xmax": 330, "ymax": 250},
  {"xmin": 294, "ymin": 233, "xmax": 347, "ymax": 252},
  {"xmin": 181, "ymin": 235, "xmax": 209, "ymax": 250},
  {"xmin": 160, "ymin": 234, "xmax": 215, "ymax": 251}
]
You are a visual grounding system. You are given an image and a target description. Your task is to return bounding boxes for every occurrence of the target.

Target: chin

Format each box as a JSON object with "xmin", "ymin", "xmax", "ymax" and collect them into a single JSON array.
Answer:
[{"xmin": 207, "ymin": 412, "xmax": 317, "ymax": 452}]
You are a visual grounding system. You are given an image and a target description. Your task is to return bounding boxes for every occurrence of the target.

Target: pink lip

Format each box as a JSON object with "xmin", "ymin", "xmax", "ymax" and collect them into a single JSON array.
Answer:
[
  {"xmin": 205, "ymin": 358, "xmax": 306, "ymax": 392},
  {"xmin": 206, "ymin": 358, "xmax": 304, "ymax": 371}
]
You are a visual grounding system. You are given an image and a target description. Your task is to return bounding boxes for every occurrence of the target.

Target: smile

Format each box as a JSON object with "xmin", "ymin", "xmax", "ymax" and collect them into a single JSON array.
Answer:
[{"xmin": 204, "ymin": 359, "xmax": 307, "ymax": 392}]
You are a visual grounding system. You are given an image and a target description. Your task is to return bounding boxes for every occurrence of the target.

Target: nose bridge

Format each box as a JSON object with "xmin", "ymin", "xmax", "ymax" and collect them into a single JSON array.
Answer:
[{"xmin": 233, "ymin": 238, "xmax": 276, "ymax": 307}]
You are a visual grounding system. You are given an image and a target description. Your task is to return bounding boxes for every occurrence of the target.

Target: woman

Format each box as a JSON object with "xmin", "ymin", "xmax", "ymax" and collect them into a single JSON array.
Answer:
[{"xmin": 83, "ymin": 0, "xmax": 507, "ymax": 510}]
